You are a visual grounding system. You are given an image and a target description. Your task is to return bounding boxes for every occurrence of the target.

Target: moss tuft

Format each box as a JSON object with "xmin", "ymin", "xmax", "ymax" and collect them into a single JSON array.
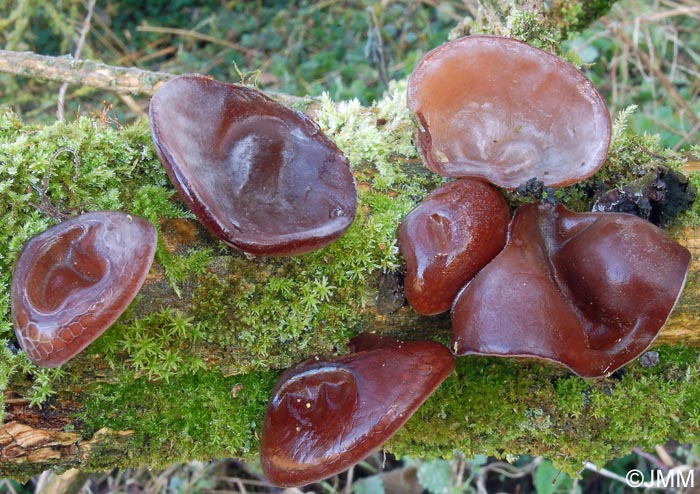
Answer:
[
  {"xmin": 506, "ymin": 10, "xmax": 561, "ymax": 50},
  {"xmin": 79, "ymin": 368, "xmax": 278, "ymax": 468},
  {"xmin": 0, "ymin": 111, "xmax": 201, "ymax": 413},
  {"xmin": 391, "ymin": 346, "xmax": 700, "ymax": 477},
  {"xmin": 188, "ymin": 187, "xmax": 419, "ymax": 375}
]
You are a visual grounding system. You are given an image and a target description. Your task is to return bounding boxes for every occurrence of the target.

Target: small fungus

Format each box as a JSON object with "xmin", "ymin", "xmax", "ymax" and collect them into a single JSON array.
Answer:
[
  {"xmin": 150, "ymin": 75, "xmax": 357, "ymax": 256},
  {"xmin": 397, "ymin": 179, "xmax": 510, "ymax": 315},
  {"xmin": 261, "ymin": 334, "xmax": 455, "ymax": 486},
  {"xmin": 407, "ymin": 35, "xmax": 611, "ymax": 189},
  {"xmin": 11, "ymin": 211, "xmax": 157, "ymax": 367},
  {"xmin": 451, "ymin": 202, "xmax": 691, "ymax": 378}
]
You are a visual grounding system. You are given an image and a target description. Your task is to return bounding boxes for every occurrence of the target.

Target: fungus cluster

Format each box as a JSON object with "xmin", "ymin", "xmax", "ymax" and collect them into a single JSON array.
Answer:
[
  {"xmin": 400, "ymin": 34, "xmax": 691, "ymax": 377},
  {"xmin": 8, "ymin": 33, "xmax": 693, "ymax": 490},
  {"xmin": 451, "ymin": 202, "xmax": 691, "ymax": 377},
  {"xmin": 11, "ymin": 74, "xmax": 360, "ymax": 366}
]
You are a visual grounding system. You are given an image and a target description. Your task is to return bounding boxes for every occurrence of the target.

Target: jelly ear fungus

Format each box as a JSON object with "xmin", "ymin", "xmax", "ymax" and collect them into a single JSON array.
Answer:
[
  {"xmin": 11, "ymin": 211, "xmax": 157, "ymax": 367},
  {"xmin": 260, "ymin": 334, "xmax": 455, "ymax": 487},
  {"xmin": 150, "ymin": 75, "xmax": 357, "ymax": 256},
  {"xmin": 451, "ymin": 202, "xmax": 691, "ymax": 378},
  {"xmin": 407, "ymin": 35, "xmax": 611, "ymax": 189},
  {"xmin": 397, "ymin": 178, "xmax": 510, "ymax": 315}
]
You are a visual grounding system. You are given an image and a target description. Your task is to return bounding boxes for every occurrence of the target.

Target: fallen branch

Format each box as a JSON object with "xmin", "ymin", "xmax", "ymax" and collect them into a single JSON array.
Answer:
[
  {"xmin": 0, "ymin": 49, "xmax": 312, "ymax": 108},
  {"xmin": 0, "ymin": 49, "xmax": 173, "ymax": 95}
]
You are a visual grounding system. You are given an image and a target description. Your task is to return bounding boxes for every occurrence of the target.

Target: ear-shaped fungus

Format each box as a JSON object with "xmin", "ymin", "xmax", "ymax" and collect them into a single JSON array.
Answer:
[
  {"xmin": 261, "ymin": 334, "xmax": 455, "ymax": 487},
  {"xmin": 150, "ymin": 75, "xmax": 357, "ymax": 256},
  {"xmin": 397, "ymin": 179, "xmax": 510, "ymax": 315},
  {"xmin": 451, "ymin": 202, "xmax": 691, "ymax": 377},
  {"xmin": 407, "ymin": 35, "xmax": 611, "ymax": 189},
  {"xmin": 11, "ymin": 211, "xmax": 157, "ymax": 367}
]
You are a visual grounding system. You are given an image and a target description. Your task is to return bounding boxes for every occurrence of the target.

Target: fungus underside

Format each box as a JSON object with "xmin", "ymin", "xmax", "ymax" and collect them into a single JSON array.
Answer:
[{"xmin": 1, "ymin": 80, "xmax": 700, "ymax": 478}]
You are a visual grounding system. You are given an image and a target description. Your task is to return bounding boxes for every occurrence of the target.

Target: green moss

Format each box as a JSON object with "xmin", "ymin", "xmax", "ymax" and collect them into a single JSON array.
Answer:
[
  {"xmin": 188, "ymin": 186, "xmax": 419, "ymax": 374},
  {"xmin": 506, "ymin": 10, "xmax": 561, "ymax": 50},
  {"xmin": 0, "ymin": 111, "xmax": 203, "ymax": 413},
  {"xmin": 2, "ymin": 78, "xmax": 700, "ymax": 476},
  {"xmin": 51, "ymin": 345, "xmax": 697, "ymax": 475},
  {"xmin": 0, "ymin": 342, "xmax": 17, "ymax": 423},
  {"xmin": 558, "ymin": 0, "xmax": 615, "ymax": 33},
  {"xmin": 79, "ymin": 367, "xmax": 277, "ymax": 468},
  {"xmin": 315, "ymin": 79, "xmax": 433, "ymax": 192},
  {"xmin": 93, "ymin": 308, "xmax": 208, "ymax": 381},
  {"xmin": 679, "ymin": 171, "xmax": 700, "ymax": 227},
  {"xmin": 462, "ymin": 1, "xmax": 616, "ymax": 55},
  {"xmin": 390, "ymin": 346, "xmax": 700, "ymax": 476},
  {"xmin": 0, "ymin": 84, "xmax": 430, "ymax": 416}
]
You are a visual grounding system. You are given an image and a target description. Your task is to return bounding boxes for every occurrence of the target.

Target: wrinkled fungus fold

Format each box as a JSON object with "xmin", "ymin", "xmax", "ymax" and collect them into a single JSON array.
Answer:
[
  {"xmin": 11, "ymin": 211, "xmax": 157, "ymax": 367},
  {"xmin": 451, "ymin": 202, "xmax": 691, "ymax": 377},
  {"xmin": 398, "ymin": 179, "xmax": 510, "ymax": 315},
  {"xmin": 261, "ymin": 334, "xmax": 455, "ymax": 487},
  {"xmin": 150, "ymin": 75, "xmax": 357, "ymax": 256},
  {"xmin": 407, "ymin": 35, "xmax": 611, "ymax": 189}
]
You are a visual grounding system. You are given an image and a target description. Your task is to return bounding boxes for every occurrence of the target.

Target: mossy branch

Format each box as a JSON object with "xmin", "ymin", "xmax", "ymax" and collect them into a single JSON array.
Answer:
[
  {"xmin": 5, "ymin": 0, "xmax": 700, "ymax": 480},
  {"xmin": 1, "ymin": 86, "xmax": 700, "ymax": 481}
]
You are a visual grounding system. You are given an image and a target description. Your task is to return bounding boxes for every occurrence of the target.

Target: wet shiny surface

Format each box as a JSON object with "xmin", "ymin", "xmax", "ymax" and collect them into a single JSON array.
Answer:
[
  {"xmin": 451, "ymin": 203, "xmax": 691, "ymax": 377},
  {"xmin": 150, "ymin": 75, "xmax": 357, "ymax": 256},
  {"xmin": 11, "ymin": 211, "xmax": 157, "ymax": 367},
  {"xmin": 398, "ymin": 179, "xmax": 509, "ymax": 315},
  {"xmin": 261, "ymin": 335, "xmax": 455, "ymax": 487},
  {"xmin": 408, "ymin": 35, "xmax": 611, "ymax": 189}
]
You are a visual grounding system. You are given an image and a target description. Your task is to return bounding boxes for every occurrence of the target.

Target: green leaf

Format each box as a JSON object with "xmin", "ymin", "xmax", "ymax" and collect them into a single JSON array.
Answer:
[
  {"xmin": 354, "ymin": 475, "xmax": 385, "ymax": 494},
  {"xmin": 417, "ymin": 459, "xmax": 452, "ymax": 494},
  {"xmin": 535, "ymin": 459, "xmax": 574, "ymax": 494}
]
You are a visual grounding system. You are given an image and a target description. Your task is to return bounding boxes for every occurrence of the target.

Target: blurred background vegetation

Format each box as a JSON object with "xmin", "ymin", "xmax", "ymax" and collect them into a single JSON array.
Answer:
[
  {"xmin": 1, "ymin": 0, "xmax": 699, "ymax": 493},
  {"xmin": 0, "ymin": 0, "xmax": 697, "ymax": 149}
]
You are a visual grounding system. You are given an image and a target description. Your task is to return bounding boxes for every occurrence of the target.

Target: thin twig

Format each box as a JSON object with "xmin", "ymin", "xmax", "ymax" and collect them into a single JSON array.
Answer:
[
  {"xmin": 343, "ymin": 464, "xmax": 355, "ymax": 494},
  {"xmin": 136, "ymin": 24, "xmax": 260, "ymax": 57},
  {"xmin": 476, "ymin": 457, "xmax": 542, "ymax": 494},
  {"xmin": 583, "ymin": 461, "xmax": 630, "ymax": 485},
  {"xmin": 0, "ymin": 49, "xmax": 312, "ymax": 109},
  {"xmin": 0, "ymin": 479, "xmax": 19, "ymax": 494},
  {"xmin": 58, "ymin": 0, "xmax": 97, "ymax": 122},
  {"xmin": 365, "ymin": 7, "xmax": 390, "ymax": 89},
  {"xmin": 604, "ymin": 19, "xmax": 700, "ymax": 129}
]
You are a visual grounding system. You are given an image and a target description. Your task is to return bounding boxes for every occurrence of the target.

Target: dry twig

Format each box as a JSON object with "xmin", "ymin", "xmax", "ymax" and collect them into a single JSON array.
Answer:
[{"xmin": 57, "ymin": 0, "xmax": 97, "ymax": 122}]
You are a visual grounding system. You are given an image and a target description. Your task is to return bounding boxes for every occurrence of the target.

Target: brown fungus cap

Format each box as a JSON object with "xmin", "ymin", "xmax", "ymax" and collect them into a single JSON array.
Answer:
[
  {"xmin": 451, "ymin": 202, "xmax": 691, "ymax": 378},
  {"xmin": 11, "ymin": 211, "xmax": 157, "ymax": 367},
  {"xmin": 407, "ymin": 35, "xmax": 612, "ymax": 189},
  {"xmin": 398, "ymin": 178, "xmax": 510, "ymax": 315},
  {"xmin": 150, "ymin": 75, "xmax": 357, "ymax": 256},
  {"xmin": 260, "ymin": 334, "xmax": 455, "ymax": 487}
]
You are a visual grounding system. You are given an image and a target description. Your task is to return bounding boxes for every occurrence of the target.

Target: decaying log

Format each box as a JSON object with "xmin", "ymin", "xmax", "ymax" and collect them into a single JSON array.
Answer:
[{"xmin": 5, "ymin": 2, "xmax": 700, "ymax": 479}]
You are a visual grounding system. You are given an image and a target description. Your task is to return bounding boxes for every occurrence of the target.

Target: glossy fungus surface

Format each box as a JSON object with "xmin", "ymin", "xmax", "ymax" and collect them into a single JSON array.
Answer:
[
  {"xmin": 398, "ymin": 179, "xmax": 510, "ymax": 315},
  {"xmin": 407, "ymin": 35, "xmax": 612, "ymax": 189},
  {"xmin": 11, "ymin": 211, "xmax": 157, "ymax": 367},
  {"xmin": 150, "ymin": 75, "xmax": 357, "ymax": 256},
  {"xmin": 451, "ymin": 203, "xmax": 691, "ymax": 377},
  {"xmin": 261, "ymin": 334, "xmax": 455, "ymax": 486}
]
